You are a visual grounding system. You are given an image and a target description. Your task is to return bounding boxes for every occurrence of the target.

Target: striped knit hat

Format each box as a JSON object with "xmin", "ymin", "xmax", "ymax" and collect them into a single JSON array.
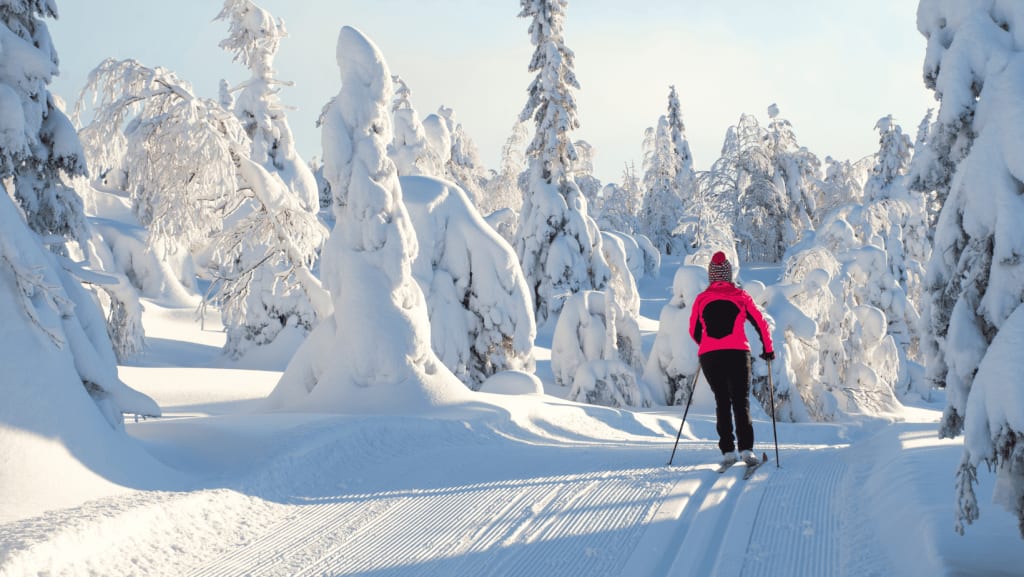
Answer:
[{"xmin": 707, "ymin": 251, "xmax": 732, "ymax": 283}]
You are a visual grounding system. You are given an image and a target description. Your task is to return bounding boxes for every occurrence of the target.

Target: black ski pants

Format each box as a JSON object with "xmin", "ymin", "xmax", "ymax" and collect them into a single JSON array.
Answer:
[{"xmin": 700, "ymin": 349, "xmax": 753, "ymax": 455}]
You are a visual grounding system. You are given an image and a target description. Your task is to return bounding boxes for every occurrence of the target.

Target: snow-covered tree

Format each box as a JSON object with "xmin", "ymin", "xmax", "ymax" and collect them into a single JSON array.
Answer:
[
  {"xmin": 269, "ymin": 26, "xmax": 469, "ymax": 412},
  {"xmin": 403, "ymin": 175, "xmax": 536, "ymax": 389},
  {"xmin": 858, "ymin": 117, "xmax": 929, "ymax": 376},
  {"xmin": 915, "ymin": 0, "xmax": 1024, "ymax": 537},
  {"xmin": 436, "ymin": 105, "xmax": 489, "ymax": 207},
  {"xmin": 639, "ymin": 115, "xmax": 684, "ymax": 254},
  {"xmin": 389, "ymin": 75, "xmax": 443, "ymax": 178},
  {"xmin": 0, "ymin": 0, "xmax": 159, "ymax": 435},
  {"xmin": 216, "ymin": 0, "xmax": 318, "ymax": 212},
  {"xmin": 75, "ymin": 58, "xmax": 245, "ymax": 293},
  {"xmin": 596, "ymin": 162, "xmax": 641, "ymax": 235},
  {"xmin": 599, "ymin": 230, "xmax": 641, "ymax": 316},
  {"xmin": 815, "ymin": 156, "xmax": 867, "ymax": 225},
  {"xmin": 514, "ymin": 0, "xmax": 609, "ymax": 325},
  {"xmin": 666, "ymin": 85, "xmax": 697, "ymax": 207},
  {"xmin": 688, "ymin": 159, "xmax": 737, "ymax": 257},
  {"xmin": 699, "ymin": 114, "xmax": 781, "ymax": 262},
  {"xmin": 642, "ymin": 265, "xmax": 704, "ymax": 406},
  {"xmin": 765, "ymin": 103, "xmax": 819, "ymax": 243},
  {"xmin": 553, "ymin": 290, "xmax": 652, "ymax": 408},
  {"xmin": 783, "ymin": 193, "xmax": 922, "ymax": 419},
  {"xmin": 212, "ymin": 0, "xmax": 327, "ymax": 359},
  {"xmin": 573, "ymin": 139, "xmax": 603, "ymax": 207},
  {"xmin": 77, "ymin": 56, "xmax": 329, "ymax": 356},
  {"xmin": 480, "ymin": 120, "xmax": 528, "ymax": 217}
]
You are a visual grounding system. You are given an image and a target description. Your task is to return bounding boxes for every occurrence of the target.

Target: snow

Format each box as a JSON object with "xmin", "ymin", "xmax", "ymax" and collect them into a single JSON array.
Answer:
[{"xmin": 3, "ymin": 254, "xmax": 1022, "ymax": 575}]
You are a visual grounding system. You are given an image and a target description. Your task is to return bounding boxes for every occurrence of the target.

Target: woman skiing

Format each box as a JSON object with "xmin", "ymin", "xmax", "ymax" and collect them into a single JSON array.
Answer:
[{"xmin": 689, "ymin": 251, "xmax": 774, "ymax": 469}]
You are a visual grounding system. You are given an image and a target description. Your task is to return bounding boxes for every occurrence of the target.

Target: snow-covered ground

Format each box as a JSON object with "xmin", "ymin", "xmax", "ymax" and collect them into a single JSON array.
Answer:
[{"xmin": 1, "ymin": 259, "xmax": 1021, "ymax": 577}]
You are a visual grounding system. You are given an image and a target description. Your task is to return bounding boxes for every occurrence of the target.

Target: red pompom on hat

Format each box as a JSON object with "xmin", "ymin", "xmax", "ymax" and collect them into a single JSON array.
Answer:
[{"xmin": 708, "ymin": 251, "xmax": 732, "ymax": 283}]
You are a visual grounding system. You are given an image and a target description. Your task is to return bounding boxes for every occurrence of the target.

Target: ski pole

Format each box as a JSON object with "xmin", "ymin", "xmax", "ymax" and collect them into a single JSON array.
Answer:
[
  {"xmin": 767, "ymin": 358, "xmax": 780, "ymax": 467},
  {"xmin": 667, "ymin": 365, "xmax": 701, "ymax": 466}
]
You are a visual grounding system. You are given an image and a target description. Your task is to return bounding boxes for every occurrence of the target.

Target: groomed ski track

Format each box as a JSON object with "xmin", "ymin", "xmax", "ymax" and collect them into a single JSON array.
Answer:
[
  {"xmin": 0, "ymin": 407, "xmax": 900, "ymax": 577},
  {"xmin": 165, "ymin": 419, "xmax": 878, "ymax": 577}
]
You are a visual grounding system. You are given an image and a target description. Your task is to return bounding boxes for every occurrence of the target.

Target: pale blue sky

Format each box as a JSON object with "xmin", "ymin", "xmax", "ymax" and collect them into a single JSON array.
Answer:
[{"xmin": 50, "ymin": 1, "xmax": 933, "ymax": 184}]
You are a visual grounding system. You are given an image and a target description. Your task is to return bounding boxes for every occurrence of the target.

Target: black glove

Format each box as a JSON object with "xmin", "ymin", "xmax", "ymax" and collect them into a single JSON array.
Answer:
[{"xmin": 760, "ymin": 351, "xmax": 775, "ymax": 362}]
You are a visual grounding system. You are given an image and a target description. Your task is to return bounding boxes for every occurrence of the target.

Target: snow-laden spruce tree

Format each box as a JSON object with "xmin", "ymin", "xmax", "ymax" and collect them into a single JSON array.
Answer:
[
  {"xmin": 403, "ymin": 175, "xmax": 536, "ymax": 390},
  {"xmin": 0, "ymin": 6, "xmax": 145, "ymax": 363},
  {"xmin": 599, "ymin": 230, "xmax": 641, "ymax": 316},
  {"xmin": 212, "ymin": 0, "xmax": 327, "ymax": 359},
  {"xmin": 0, "ymin": 0, "xmax": 160, "ymax": 498},
  {"xmin": 906, "ymin": 108, "xmax": 942, "ymax": 231},
  {"xmin": 514, "ymin": 0, "xmax": 610, "ymax": 326},
  {"xmin": 915, "ymin": 0, "xmax": 1024, "ymax": 537},
  {"xmin": 667, "ymin": 85, "xmax": 697, "ymax": 209},
  {"xmin": 640, "ymin": 115, "xmax": 685, "ymax": 254},
  {"xmin": 269, "ymin": 26, "xmax": 470, "ymax": 412},
  {"xmin": 389, "ymin": 76, "xmax": 443, "ymax": 178}
]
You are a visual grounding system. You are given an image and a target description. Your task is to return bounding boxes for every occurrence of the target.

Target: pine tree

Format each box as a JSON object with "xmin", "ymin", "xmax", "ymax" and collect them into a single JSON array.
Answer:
[{"xmin": 514, "ymin": 0, "xmax": 609, "ymax": 325}]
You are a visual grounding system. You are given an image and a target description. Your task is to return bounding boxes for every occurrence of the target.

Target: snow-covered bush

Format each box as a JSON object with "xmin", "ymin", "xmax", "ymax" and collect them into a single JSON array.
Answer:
[
  {"xmin": 403, "ymin": 175, "xmax": 536, "ymax": 390},
  {"xmin": 642, "ymin": 265, "xmax": 704, "ymax": 405},
  {"xmin": 782, "ymin": 216, "xmax": 911, "ymax": 418},
  {"xmin": 599, "ymin": 231, "xmax": 641, "ymax": 317},
  {"xmin": 269, "ymin": 26, "xmax": 470, "ymax": 413},
  {"xmin": 743, "ymin": 280, "xmax": 814, "ymax": 423},
  {"xmin": 554, "ymin": 290, "xmax": 654, "ymax": 408}
]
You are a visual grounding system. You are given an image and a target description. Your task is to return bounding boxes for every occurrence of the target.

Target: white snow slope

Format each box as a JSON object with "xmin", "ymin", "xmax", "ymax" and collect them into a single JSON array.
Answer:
[{"xmin": 0, "ymin": 259, "xmax": 1021, "ymax": 577}]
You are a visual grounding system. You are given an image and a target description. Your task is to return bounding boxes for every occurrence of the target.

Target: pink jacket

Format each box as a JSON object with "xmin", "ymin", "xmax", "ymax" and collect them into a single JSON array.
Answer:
[{"xmin": 689, "ymin": 281, "xmax": 774, "ymax": 356}]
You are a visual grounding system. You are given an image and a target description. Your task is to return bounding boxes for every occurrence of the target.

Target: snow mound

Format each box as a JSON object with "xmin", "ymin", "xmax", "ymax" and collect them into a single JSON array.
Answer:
[{"xmin": 479, "ymin": 370, "xmax": 544, "ymax": 395}]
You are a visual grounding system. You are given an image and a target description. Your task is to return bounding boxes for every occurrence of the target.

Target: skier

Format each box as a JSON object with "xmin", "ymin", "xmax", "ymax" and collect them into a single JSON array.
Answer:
[{"xmin": 689, "ymin": 251, "xmax": 774, "ymax": 469}]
